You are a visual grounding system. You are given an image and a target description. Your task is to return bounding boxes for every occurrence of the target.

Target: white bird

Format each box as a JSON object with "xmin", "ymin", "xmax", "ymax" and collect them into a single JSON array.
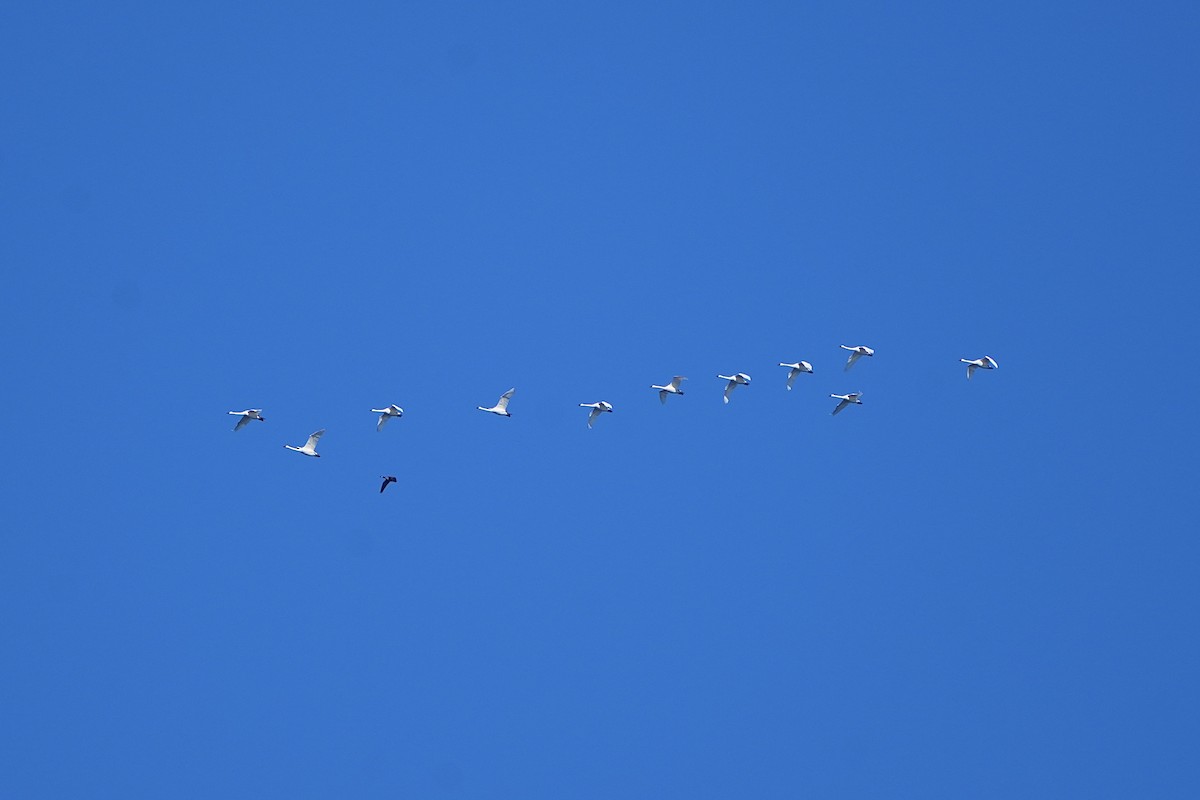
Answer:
[
  {"xmin": 651, "ymin": 376, "xmax": 687, "ymax": 405},
  {"xmin": 717, "ymin": 373, "xmax": 752, "ymax": 404},
  {"xmin": 579, "ymin": 401, "xmax": 613, "ymax": 428},
  {"xmin": 779, "ymin": 361, "xmax": 813, "ymax": 390},
  {"xmin": 960, "ymin": 355, "xmax": 999, "ymax": 380},
  {"xmin": 371, "ymin": 404, "xmax": 404, "ymax": 432},
  {"xmin": 830, "ymin": 392, "xmax": 863, "ymax": 416},
  {"xmin": 284, "ymin": 429, "xmax": 325, "ymax": 457},
  {"xmin": 228, "ymin": 409, "xmax": 264, "ymax": 431},
  {"xmin": 840, "ymin": 344, "xmax": 875, "ymax": 371},
  {"xmin": 478, "ymin": 388, "xmax": 515, "ymax": 417}
]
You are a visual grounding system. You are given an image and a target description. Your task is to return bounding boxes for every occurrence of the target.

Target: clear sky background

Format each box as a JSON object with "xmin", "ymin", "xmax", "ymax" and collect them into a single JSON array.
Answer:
[{"xmin": 2, "ymin": 1, "xmax": 1198, "ymax": 797}]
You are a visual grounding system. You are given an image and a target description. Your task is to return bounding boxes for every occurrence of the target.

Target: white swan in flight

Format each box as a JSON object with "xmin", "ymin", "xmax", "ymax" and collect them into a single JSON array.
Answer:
[
  {"xmin": 718, "ymin": 373, "xmax": 752, "ymax": 404},
  {"xmin": 285, "ymin": 429, "xmax": 325, "ymax": 457},
  {"xmin": 651, "ymin": 376, "xmax": 687, "ymax": 404},
  {"xmin": 228, "ymin": 409, "xmax": 264, "ymax": 431},
  {"xmin": 371, "ymin": 404, "xmax": 404, "ymax": 431},
  {"xmin": 778, "ymin": 361, "xmax": 813, "ymax": 390},
  {"xmin": 830, "ymin": 392, "xmax": 863, "ymax": 416},
  {"xmin": 960, "ymin": 356, "xmax": 999, "ymax": 380},
  {"xmin": 579, "ymin": 401, "xmax": 613, "ymax": 428},
  {"xmin": 478, "ymin": 388, "xmax": 515, "ymax": 417},
  {"xmin": 840, "ymin": 345, "xmax": 874, "ymax": 371}
]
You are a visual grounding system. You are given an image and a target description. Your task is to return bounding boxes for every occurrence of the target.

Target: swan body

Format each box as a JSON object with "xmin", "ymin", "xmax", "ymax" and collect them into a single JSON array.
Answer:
[
  {"xmin": 371, "ymin": 404, "xmax": 404, "ymax": 431},
  {"xmin": 830, "ymin": 392, "xmax": 863, "ymax": 416},
  {"xmin": 285, "ymin": 429, "xmax": 325, "ymax": 457},
  {"xmin": 960, "ymin": 356, "xmax": 999, "ymax": 380},
  {"xmin": 478, "ymin": 388, "xmax": 516, "ymax": 417},
  {"xmin": 778, "ymin": 361, "xmax": 813, "ymax": 390},
  {"xmin": 717, "ymin": 373, "xmax": 752, "ymax": 404},
  {"xmin": 228, "ymin": 409, "xmax": 264, "ymax": 431},
  {"xmin": 651, "ymin": 376, "xmax": 687, "ymax": 405},
  {"xmin": 840, "ymin": 345, "xmax": 874, "ymax": 371},
  {"xmin": 579, "ymin": 401, "xmax": 614, "ymax": 428}
]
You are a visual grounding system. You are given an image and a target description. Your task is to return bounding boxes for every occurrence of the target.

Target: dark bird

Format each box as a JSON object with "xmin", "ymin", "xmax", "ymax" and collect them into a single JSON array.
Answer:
[{"xmin": 379, "ymin": 475, "xmax": 397, "ymax": 493}]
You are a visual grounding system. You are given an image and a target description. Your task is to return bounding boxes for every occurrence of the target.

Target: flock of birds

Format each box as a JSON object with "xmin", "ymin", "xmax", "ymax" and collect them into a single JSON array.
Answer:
[{"xmin": 227, "ymin": 346, "xmax": 999, "ymax": 492}]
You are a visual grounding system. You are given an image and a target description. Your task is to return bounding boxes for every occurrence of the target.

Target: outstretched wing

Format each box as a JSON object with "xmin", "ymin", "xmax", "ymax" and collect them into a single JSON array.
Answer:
[
  {"xmin": 496, "ymin": 388, "xmax": 515, "ymax": 411},
  {"xmin": 234, "ymin": 414, "xmax": 250, "ymax": 431},
  {"xmin": 377, "ymin": 413, "xmax": 389, "ymax": 432},
  {"xmin": 659, "ymin": 389, "xmax": 668, "ymax": 405},
  {"xmin": 669, "ymin": 376, "xmax": 685, "ymax": 390},
  {"xmin": 844, "ymin": 351, "xmax": 861, "ymax": 371},
  {"xmin": 984, "ymin": 356, "xmax": 998, "ymax": 370},
  {"xmin": 832, "ymin": 398, "xmax": 850, "ymax": 415},
  {"xmin": 588, "ymin": 406, "xmax": 601, "ymax": 428},
  {"xmin": 723, "ymin": 381, "xmax": 736, "ymax": 404},
  {"xmin": 305, "ymin": 429, "xmax": 325, "ymax": 450},
  {"xmin": 966, "ymin": 363, "xmax": 977, "ymax": 380},
  {"xmin": 786, "ymin": 368, "xmax": 799, "ymax": 390},
  {"xmin": 380, "ymin": 476, "xmax": 395, "ymax": 493}
]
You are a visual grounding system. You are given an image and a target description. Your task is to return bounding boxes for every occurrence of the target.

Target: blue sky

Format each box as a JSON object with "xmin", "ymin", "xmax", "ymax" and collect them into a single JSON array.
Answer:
[{"xmin": 2, "ymin": 1, "xmax": 1198, "ymax": 796}]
